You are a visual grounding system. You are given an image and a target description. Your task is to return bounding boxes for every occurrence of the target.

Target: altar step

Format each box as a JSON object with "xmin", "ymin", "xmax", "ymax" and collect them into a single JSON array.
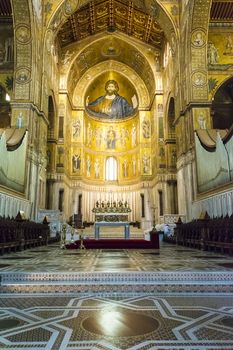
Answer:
[{"xmin": 80, "ymin": 225, "xmax": 144, "ymax": 239}]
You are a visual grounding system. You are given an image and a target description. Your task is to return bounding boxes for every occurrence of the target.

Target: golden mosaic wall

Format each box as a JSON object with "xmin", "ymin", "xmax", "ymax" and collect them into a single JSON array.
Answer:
[
  {"xmin": 207, "ymin": 28, "xmax": 233, "ymax": 100},
  {"xmin": 69, "ymin": 109, "xmax": 154, "ymax": 182}
]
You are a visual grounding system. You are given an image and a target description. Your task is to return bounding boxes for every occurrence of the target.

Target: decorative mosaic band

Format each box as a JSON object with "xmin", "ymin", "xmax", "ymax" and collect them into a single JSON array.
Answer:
[{"xmin": 1, "ymin": 271, "xmax": 233, "ymax": 285}]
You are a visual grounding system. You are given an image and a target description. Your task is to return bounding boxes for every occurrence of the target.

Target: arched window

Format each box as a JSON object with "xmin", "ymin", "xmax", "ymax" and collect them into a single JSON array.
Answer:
[
  {"xmin": 48, "ymin": 95, "xmax": 55, "ymax": 139},
  {"xmin": 105, "ymin": 157, "xmax": 117, "ymax": 181},
  {"xmin": 167, "ymin": 97, "xmax": 175, "ymax": 137}
]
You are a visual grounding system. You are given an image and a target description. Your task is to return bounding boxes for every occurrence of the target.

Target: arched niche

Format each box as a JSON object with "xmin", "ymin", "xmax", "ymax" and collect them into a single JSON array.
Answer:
[
  {"xmin": 63, "ymin": 34, "xmax": 156, "ymax": 99},
  {"xmin": 189, "ymin": 0, "xmax": 213, "ymax": 101},
  {"xmin": 85, "ymin": 72, "xmax": 138, "ymax": 117},
  {"xmin": 11, "ymin": 0, "xmax": 32, "ymax": 101},
  {"xmin": 72, "ymin": 60, "xmax": 151, "ymax": 109},
  {"xmin": 211, "ymin": 77, "xmax": 233, "ymax": 130},
  {"xmin": 166, "ymin": 96, "xmax": 176, "ymax": 137},
  {"xmin": 47, "ymin": 95, "xmax": 56, "ymax": 138},
  {"xmin": 46, "ymin": 0, "xmax": 177, "ymax": 93}
]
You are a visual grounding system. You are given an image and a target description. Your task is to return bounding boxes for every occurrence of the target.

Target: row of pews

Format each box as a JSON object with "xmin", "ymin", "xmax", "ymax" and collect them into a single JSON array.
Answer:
[
  {"xmin": 0, "ymin": 213, "xmax": 50, "ymax": 255},
  {"xmin": 165, "ymin": 213, "xmax": 233, "ymax": 255}
]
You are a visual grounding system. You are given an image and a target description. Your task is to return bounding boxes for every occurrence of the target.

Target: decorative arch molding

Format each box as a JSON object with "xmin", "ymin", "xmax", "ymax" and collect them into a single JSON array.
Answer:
[
  {"xmin": 189, "ymin": 0, "xmax": 212, "ymax": 101},
  {"xmin": 164, "ymin": 93, "xmax": 176, "ymax": 136},
  {"xmin": 212, "ymin": 76, "xmax": 233, "ymax": 99},
  {"xmin": 60, "ymin": 32, "xmax": 157, "ymax": 86},
  {"xmin": 47, "ymin": 91, "xmax": 57, "ymax": 129},
  {"xmin": 58, "ymin": 32, "xmax": 156, "ymax": 103},
  {"xmin": 44, "ymin": 0, "xmax": 177, "ymax": 69},
  {"xmin": 166, "ymin": 95, "xmax": 175, "ymax": 119},
  {"xmin": 11, "ymin": 0, "xmax": 33, "ymax": 101},
  {"xmin": 72, "ymin": 60, "xmax": 151, "ymax": 109},
  {"xmin": 211, "ymin": 76, "xmax": 233, "ymax": 130}
]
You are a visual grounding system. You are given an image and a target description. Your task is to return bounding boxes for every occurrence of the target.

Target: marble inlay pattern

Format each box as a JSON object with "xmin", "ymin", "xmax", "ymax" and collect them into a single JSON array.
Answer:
[
  {"xmin": 0, "ymin": 242, "xmax": 232, "ymax": 349},
  {"xmin": 0, "ymin": 242, "xmax": 233, "ymax": 273},
  {"xmin": 0, "ymin": 294, "xmax": 232, "ymax": 350}
]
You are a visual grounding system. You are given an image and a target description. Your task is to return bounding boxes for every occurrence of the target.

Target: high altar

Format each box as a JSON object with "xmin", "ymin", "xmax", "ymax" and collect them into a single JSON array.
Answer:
[{"xmin": 92, "ymin": 200, "xmax": 131, "ymax": 239}]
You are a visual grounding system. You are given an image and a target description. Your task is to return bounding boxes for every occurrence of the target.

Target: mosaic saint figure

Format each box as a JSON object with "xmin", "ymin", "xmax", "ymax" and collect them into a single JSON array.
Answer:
[
  {"xmin": 142, "ymin": 118, "xmax": 150, "ymax": 138},
  {"xmin": 86, "ymin": 123, "xmax": 92, "ymax": 146},
  {"xmin": 106, "ymin": 126, "xmax": 117, "ymax": 149},
  {"xmin": 131, "ymin": 124, "xmax": 137, "ymax": 147},
  {"xmin": 86, "ymin": 156, "xmax": 91, "ymax": 177},
  {"xmin": 72, "ymin": 154, "xmax": 81, "ymax": 172},
  {"xmin": 207, "ymin": 42, "xmax": 219, "ymax": 65},
  {"xmin": 86, "ymin": 80, "xmax": 137, "ymax": 119},
  {"xmin": 198, "ymin": 112, "xmax": 207, "ymax": 129},
  {"xmin": 132, "ymin": 157, "xmax": 136, "ymax": 176},
  {"xmin": 94, "ymin": 159, "xmax": 100, "ymax": 178},
  {"xmin": 120, "ymin": 128, "xmax": 129, "ymax": 147},
  {"xmin": 142, "ymin": 154, "xmax": 150, "ymax": 174},
  {"xmin": 225, "ymin": 35, "xmax": 233, "ymax": 52},
  {"xmin": 122, "ymin": 160, "xmax": 128, "ymax": 177},
  {"xmin": 72, "ymin": 119, "xmax": 81, "ymax": 138}
]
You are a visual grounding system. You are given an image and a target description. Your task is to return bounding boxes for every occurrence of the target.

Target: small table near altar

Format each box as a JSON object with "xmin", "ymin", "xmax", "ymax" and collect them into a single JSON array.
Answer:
[{"xmin": 94, "ymin": 221, "xmax": 130, "ymax": 240}]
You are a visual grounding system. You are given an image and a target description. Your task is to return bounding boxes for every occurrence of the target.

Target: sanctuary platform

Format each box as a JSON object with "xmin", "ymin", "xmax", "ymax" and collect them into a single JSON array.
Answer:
[{"xmin": 66, "ymin": 236, "xmax": 159, "ymax": 249}]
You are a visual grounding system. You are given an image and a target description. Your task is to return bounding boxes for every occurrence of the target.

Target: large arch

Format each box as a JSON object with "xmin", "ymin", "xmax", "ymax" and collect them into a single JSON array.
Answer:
[
  {"xmin": 189, "ymin": 0, "xmax": 213, "ymax": 101},
  {"xmin": 72, "ymin": 60, "xmax": 151, "ymax": 109},
  {"xmin": 43, "ymin": 0, "xmax": 178, "ymax": 87},
  {"xmin": 211, "ymin": 76, "xmax": 233, "ymax": 130},
  {"xmin": 61, "ymin": 32, "xmax": 157, "ymax": 97},
  {"xmin": 11, "ymin": 0, "xmax": 33, "ymax": 103}
]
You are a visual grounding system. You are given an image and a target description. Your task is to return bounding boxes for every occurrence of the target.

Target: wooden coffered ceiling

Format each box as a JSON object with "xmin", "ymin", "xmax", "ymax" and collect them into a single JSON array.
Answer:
[
  {"xmin": 211, "ymin": 0, "xmax": 233, "ymax": 21},
  {"xmin": 58, "ymin": 0, "xmax": 164, "ymax": 49},
  {"xmin": 0, "ymin": 0, "xmax": 11, "ymax": 16}
]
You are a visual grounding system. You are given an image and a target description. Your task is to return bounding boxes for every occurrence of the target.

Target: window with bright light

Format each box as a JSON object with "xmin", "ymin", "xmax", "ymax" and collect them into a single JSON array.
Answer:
[{"xmin": 106, "ymin": 157, "xmax": 117, "ymax": 181}]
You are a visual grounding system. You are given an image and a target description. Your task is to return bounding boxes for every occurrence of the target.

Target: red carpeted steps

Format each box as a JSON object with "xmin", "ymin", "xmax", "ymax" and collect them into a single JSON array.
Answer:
[{"xmin": 66, "ymin": 233, "xmax": 159, "ymax": 250}]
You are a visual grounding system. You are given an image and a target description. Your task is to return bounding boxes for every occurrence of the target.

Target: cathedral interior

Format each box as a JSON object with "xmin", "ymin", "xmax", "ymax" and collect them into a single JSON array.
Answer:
[{"xmin": 0, "ymin": 0, "xmax": 233, "ymax": 349}]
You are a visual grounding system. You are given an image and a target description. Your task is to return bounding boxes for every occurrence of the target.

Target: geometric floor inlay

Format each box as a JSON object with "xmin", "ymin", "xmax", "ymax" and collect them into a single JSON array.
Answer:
[
  {"xmin": 82, "ymin": 309, "xmax": 160, "ymax": 336},
  {"xmin": 0, "ymin": 241, "xmax": 233, "ymax": 273},
  {"xmin": 220, "ymin": 317, "xmax": 233, "ymax": 328},
  {"xmin": 0, "ymin": 295, "xmax": 232, "ymax": 349},
  {"xmin": 0, "ymin": 319, "xmax": 21, "ymax": 330},
  {"xmin": 0, "ymin": 241, "xmax": 233, "ymax": 349}
]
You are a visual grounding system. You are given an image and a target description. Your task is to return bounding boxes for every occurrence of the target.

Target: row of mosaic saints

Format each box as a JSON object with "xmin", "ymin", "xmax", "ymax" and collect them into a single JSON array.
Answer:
[
  {"xmin": 71, "ymin": 79, "xmax": 151, "ymax": 178},
  {"xmin": 72, "ymin": 118, "xmax": 150, "ymax": 148},
  {"xmin": 72, "ymin": 153, "xmax": 151, "ymax": 178}
]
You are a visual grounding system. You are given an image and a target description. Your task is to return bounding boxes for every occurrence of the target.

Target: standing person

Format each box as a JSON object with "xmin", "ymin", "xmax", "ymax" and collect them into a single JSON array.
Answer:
[{"xmin": 164, "ymin": 224, "xmax": 171, "ymax": 237}]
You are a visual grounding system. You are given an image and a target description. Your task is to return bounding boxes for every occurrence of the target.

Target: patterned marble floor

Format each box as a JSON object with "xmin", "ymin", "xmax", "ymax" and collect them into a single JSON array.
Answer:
[
  {"xmin": 0, "ymin": 293, "xmax": 233, "ymax": 350},
  {"xmin": 0, "ymin": 241, "xmax": 232, "ymax": 272},
  {"xmin": 0, "ymin": 242, "xmax": 233, "ymax": 350}
]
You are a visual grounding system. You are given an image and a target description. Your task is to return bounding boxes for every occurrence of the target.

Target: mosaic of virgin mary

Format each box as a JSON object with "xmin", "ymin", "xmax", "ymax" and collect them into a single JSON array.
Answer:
[{"xmin": 86, "ymin": 80, "xmax": 137, "ymax": 119}]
